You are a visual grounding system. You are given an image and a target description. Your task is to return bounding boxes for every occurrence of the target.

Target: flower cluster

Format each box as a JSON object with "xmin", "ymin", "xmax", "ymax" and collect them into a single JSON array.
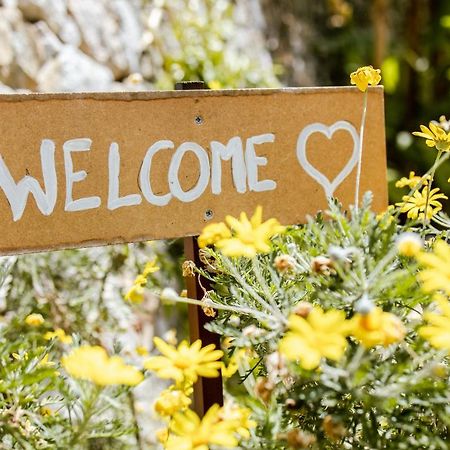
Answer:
[
  {"xmin": 124, "ymin": 259, "xmax": 160, "ymax": 303},
  {"xmin": 198, "ymin": 205, "xmax": 284, "ymax": 258},
  {"xmin": 145, "ymin": 337, "xmax": 255, "ymax": 449}
]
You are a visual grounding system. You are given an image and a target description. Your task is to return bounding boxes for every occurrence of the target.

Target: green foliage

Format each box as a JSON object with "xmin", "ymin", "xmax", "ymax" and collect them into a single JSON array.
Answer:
[{"xmin": 199, "ymin": 195, "xmax": 450, "ymax": 449}]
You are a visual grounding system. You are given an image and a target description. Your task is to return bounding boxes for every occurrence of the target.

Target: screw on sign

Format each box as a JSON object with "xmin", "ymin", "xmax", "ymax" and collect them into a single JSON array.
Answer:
[{"xmin": 0, "ymin": 83, "xmax": 387, "ymax": 415}]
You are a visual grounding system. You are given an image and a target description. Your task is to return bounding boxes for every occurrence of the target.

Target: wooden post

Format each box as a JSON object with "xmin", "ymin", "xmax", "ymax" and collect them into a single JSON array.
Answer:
[{"xmin": 176, "ymin": 81, "xmax": 224, "ymax": 416}]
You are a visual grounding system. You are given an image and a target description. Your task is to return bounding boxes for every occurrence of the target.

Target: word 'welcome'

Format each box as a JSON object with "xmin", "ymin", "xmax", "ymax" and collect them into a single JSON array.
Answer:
[{"xmin": 0, "ymin": 134, "xmax": 278, "ymax": 222}]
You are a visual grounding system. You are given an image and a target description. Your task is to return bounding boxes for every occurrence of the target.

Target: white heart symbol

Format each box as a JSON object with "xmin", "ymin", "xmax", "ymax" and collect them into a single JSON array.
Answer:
[{"xmin": 296, "ymin": 121, "xmax": 360, "ymax": 198}]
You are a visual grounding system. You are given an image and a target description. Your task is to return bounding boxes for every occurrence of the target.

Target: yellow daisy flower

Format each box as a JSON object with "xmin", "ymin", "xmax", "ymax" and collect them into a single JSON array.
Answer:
[
  {"xmin": 279, "ymin": 307, "xmax": 352, "ymax": 370},
  {"xmin": 419, "ymin": 295, "xmax": 450, "ymax": 350},
  {"xmin": 395, "ymin": 171, "xmax": 429, "ymax": 189},
  {"xmin": 351, "ymin": 308, "xmax": 405, "ymax": 348},
  {"xmin": 350, "ymin": 65, "xmax": 381, "ymax": 92},
  {"xmin": 154, "ymin": 388, "xmax": 192, "ymax": 417},
  {"xmin": 61, "ymin": 345, "xmax": 143, "ymax": 386},
  {"xmin": 144, "ymin": 337, "xmax": 223, "ymax": 385},
  {"xmin": 44, "ymin": 328, "xmax": 73, "ymax": 344},
  {"xmin": 413, "ymin": 122, "xmax": 450, "ymax": 152},
  {"xmin": 396, "ymin": 186, "xmax": 447, "ymax": 220},
  {"xmin": 198, "ymin": 222, "xmax": 232, "ymax": 248},
  {"xmin": 165, "ymin": 404, "xmax": 241, "ymax": 450},
  {"xmin": 25, "ymin": 313, "xmax": 44, "ymax": 327},
  {"xmin": 417, "ymin": 240, "xmax": 450, "ymax": 295},
  {"xmin": 216, "ymin": 206, "xmax": 285, "ymax": 258}
]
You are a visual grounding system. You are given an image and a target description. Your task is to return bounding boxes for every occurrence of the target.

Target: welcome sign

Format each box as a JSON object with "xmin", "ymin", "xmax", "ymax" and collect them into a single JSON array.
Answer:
[{"xmin": 0, "ymin": 87, "xmax": 387, "ymax": 255}]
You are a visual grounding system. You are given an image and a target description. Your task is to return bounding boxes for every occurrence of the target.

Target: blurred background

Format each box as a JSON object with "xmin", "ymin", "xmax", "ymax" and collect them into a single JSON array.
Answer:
[{"xmin": 0, "ymin": 0, "xmax": 448, "ymax": 447}]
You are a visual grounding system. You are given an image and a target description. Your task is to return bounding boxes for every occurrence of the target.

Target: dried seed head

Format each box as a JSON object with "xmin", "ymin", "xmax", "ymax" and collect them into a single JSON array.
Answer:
[
  {"xmin": 201, "ymin": 293, "xmax": 216, "ymax": 318},
  {"xmin": 286, "ymin": 428, "xmax": 317, "ymax": 448},
  {"xmin": 182, "ymin": 260, "xmax": 196, "ymax": 277},
  {"xmin": 293, "ymin": 301, "xmax": 313, "ymax": 318},
  {"xmin": 311, "ymin": 256, "xmax": 335, "ymax": 275},
  {"xmin": 198, "ymin": 249, "xmax": 219, "ymax": 272},
  {"xmin": 322, "ymin": 415, "xmax": 346, "ymax": 441},
  {"xmin": 243, "ymin": 324, "xmax": 264, "ymax": 338},
  {"xmin": 266, "ymin": 351, "xmax": 289, "ymax": 382},
  {"xmin": 254, "ymin": 377, "xmax": 274, "ymax": 404},
  {"xmin": 274, "ymin": 254, "xmax": 296, "ymax": 272}
]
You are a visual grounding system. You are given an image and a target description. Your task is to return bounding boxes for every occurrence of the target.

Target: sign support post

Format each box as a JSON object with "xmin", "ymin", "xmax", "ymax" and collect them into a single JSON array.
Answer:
[{"xmin": 176, "ymin": 81, "xmax": 224, "ymax": 415}]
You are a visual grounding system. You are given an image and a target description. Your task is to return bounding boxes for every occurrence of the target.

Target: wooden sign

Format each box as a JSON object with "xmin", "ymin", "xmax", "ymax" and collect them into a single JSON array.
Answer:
[{"xmin": 0, "ymin": 87, "xmax": 387, "ymax": 255}]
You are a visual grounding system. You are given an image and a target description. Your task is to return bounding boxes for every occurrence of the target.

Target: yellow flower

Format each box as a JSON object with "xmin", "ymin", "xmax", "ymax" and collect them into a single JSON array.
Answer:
[
  {"xmin": 396, "ymin": 232, "xmax": 423, "ymax": 257},
  {"xmin": 144, "ymin": 337, "xmax": 223, "ymax": 385},
  {"xmin": 417, "ymin": 240, "xmax": 450, "ymax": 295},
  {"xmin": 396, "ymin": 186, "xmax": 447, "ymax": 220},
  {"xmin": 351, "ymin": 308, "xmax": 405, "ymax": 348},
  {"xmin": 40, "ymin": 406, "xmax": 53, "ymax": 416},
  {"xmin": 198, "ymin": 222, "xmax": 232, "ymax": 248},
  {"xmin": 154, "ymin": 388, "xmax": 192, "ymax": 417},
  {"xmin": 350, "ymin": 65, "xmax": 381, "ymax": 92},
  {"xmin": 219, "ymin": 402, "xmax": 256, "ymax": 439},
  {"xmin": 61, "ymin": 345, "xmax": 143, "ymax": 386},
  {"xmin": 221, "ymin": 352, "xmax": 241, "ymax": 379},
  {"xmin": 279, "ymin": 307, "xmax": 352, "ymax": 370},
  {"xmin": 216, "ymin": 206, "xmax": 285, "ymax": 258},
  {"xmin": 413, "ymin": 122, "xmax": 450, "ymax": 152},
  {"xmin": 124, "ymin": 284, "xmax": 145, "ymax": 304},
  {"xmin": 419, "ymin": 296, "xmax": 450, "ymax": 350},
  {"xmin": 38, "ymin": 354, "xmax": 56, "ymax": 369},
  {"xmin": 165, "ymin": 404, "xmax": 241, "ymax": 450},
  {"xmin": 44, "ymin": 328, "xmax": 73, "ymax": 344},
  {"xmin": 25, "ymin": 313, "xmax": 44, "ymax": 327},
  {"xmin": 135, "ymin": 346, "xmax": 149, "ymax": 357},
  {"xmin": 395, "ymin": 171, "xmax": 429, "ymax": 189},
  {"xmin": 143, "ymin": 260, "xmax": 160, "ymax": 277}
]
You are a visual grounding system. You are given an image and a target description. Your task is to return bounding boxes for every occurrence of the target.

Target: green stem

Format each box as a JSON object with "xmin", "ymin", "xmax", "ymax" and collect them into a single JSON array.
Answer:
[
  {"xmin": 354, "ymin": 90, "xmax": 368, "ymax": 211},
  {"xmin": 68, "ymin": 385, "xmax": 101, "ymax": 448}
]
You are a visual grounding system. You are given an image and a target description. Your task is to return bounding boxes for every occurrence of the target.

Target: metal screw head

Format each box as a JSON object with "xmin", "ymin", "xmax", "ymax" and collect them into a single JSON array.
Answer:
[
  {"xmin": 204, "ymin": 209, "xmax": 214, "ymax": 220},
  {"xmin": 195, "ymin": 115, "xmax": 204, "ymax": 125}
]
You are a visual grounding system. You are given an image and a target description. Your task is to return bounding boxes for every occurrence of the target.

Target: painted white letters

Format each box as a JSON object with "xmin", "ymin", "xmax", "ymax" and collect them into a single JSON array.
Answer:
[
  {"xmin": 64, "ymin": 138, "xmax": 101, "ymax": 212},
  {"xmin": 210, "ymin": 137, "xmax": 247, "ymax": 195},
  {"xmin": 139, "ymin": 140, "xmax": 174, "ymax": 206},
  {"xmin": 108, "ymin": 143, "xmax": 142, "ymax": 210},
  {"xmin": 245, "ymin": 133, "xmax": 276, "ymax": 192},
  {"xmin": 0, "ymin": 139, "xmax": 57, "ymax": 221},
  {"xmin": 168, "ymin": 142, "xmax": 210, "ymax": 203}
]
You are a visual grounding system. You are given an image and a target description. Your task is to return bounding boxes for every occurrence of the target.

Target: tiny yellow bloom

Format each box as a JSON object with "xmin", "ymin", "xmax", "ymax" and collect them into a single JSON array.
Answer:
[
  {"xmin": 217, "ymin": 206, "xmax": 285, "ymax": 258},
  {"xmin": 350, "ymin": 65, "xmax": 382, "ymax": 92},
  {"xmin": 25, "ymin": 313, "xmax": 45, "ymax": 327},
  {"xmin": 396, "ymin": 232, "xmax": 423, "ymax": 257},
  {"xmin": 279, "ymin": 307, "xmax": 352, "ymax": 370},
  {"xmin": 419, "ymin": 296, "xmax": 450, "ymax": 350},
  {"xmin": 38, "ymin": 354, "xmax": 56, "ymax": 368},
  {"xmin": 143, "ymin": 260, "xmax": 160, "ymax": 277},
  {"xmin": 125, "ymin": 284, "xmax": 145, "ymax": 304},
  {"xmin": 134, "ymin": 274, "xmax": 147, "ymax": 286},
  {"xmin": 154, "ymin": 388, "xmax": 192, "ymax": 417},
  {"xmin": 417, "ymin": 240, "xmax": 450, "ymax": 295},
  {"xmin": 413, "ymin": 122, "xmax": 450, "ymax": 152},
  {"xmin": 395, "ymin": 171, "xmax": 429, "ymax": 189},
  {"xmin": 61, "ymin": 345, "xmax": 143, "ymax": 386},
  {"xmin": 219, "ymin": 402, "xmax": 256, "ymax": 439},
  {"xmin": 221, "ymin": 353, "xmax": 240, "ymax": 379},
  {"xmin": 135, "ymin": 346, "xmax": 149, "ymax": 357},
  {"xmin": 351, "ymin": 308, "xmax": 405, "ymax": 348},
  {"xmin": 198, "ymin": 222, "xmax": 232, "ymax": 248},
  {"xmin": 156, "ymin": 428, "xmax": 169, "ymax": 444},
  {"xmin": 40, "ymin": 406, "xmax": 53, "ymax": 416},
  {"xmin": 396, "ymin": 186, "xmax": 447, "ymax": 220},
  {"xmin": 144, "ymin": 337, "xmax": 223, "ymax": 385},
  {"xmin": 44, "ymin": 328, "xmax": 73, "ymax": 344}
]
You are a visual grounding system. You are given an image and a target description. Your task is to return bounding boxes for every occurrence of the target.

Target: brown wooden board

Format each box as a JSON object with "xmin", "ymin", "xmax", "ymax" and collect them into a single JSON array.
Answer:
[{"xmin": 0, "ymin": 87, "xmax": 387, "ymax": 255}]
